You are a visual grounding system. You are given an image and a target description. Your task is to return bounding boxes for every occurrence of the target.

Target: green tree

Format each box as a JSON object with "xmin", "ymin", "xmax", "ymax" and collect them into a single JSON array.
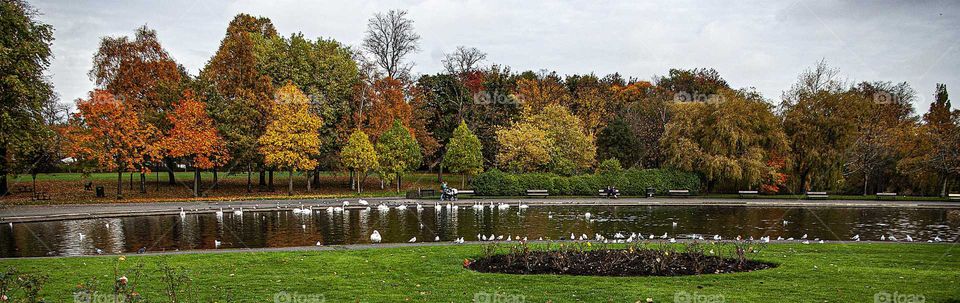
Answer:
[
  {"xmin": 258, "ymin": 83, "xmax": 323, "ymax": 195},
  {"xmin": 341, "ymin": 130, "xmax": 379, "ymax": 193},
  {"xmin": 443, "ymin": 121, "xmax": 484, "ymax": 187},
  {"xmin": 0, "ymin": 0, "xmax": 55, "ymax": 196},
  {"xmin": 375, "ymin": 120, "xmax": 422, "ymax": 192},
  {"xmin": 496, "ymin": 104, "xmax": 595, "ymax": 175}
]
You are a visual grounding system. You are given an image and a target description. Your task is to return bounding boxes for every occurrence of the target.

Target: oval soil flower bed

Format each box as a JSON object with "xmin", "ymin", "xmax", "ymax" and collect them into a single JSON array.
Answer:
[{"xmin": 466, "ymin": 247, "xmax": 777, "ymax": 276}]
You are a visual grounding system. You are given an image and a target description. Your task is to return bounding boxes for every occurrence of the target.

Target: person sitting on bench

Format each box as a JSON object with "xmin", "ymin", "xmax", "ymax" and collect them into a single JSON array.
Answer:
[{"xmin": 605, "ymin": 186, "xmax": 620, "ymax": 199}]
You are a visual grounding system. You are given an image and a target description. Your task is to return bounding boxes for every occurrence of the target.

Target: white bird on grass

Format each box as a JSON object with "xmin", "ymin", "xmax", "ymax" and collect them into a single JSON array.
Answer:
[
  {"xmin": 881, "ymin": 235, "xmax": 886, "ymax": 241},
  {"xmin": 370, "ymin": 230, "xmax": 382, "ymax": 243},
  {"xmin": 818, "ymin": 240, "xmax": 825, "ymax": 244},
  {"xmin": 669, "ymin": 238, "xmax": 676, "ymax": 243},
  {"xmin": 776, "ymin": 236, "xmax": 784, "ymax": 241},
  {"xmin": 316, "ymin": 241, "xmax": 321, "ymax": 246},
  {"xmin": 802, "ymin": 240, "xmax": 810, "ymax": 245},
  {"xmin": 934, "ymin": 236, "xmax": 943, "ymax": 242}
]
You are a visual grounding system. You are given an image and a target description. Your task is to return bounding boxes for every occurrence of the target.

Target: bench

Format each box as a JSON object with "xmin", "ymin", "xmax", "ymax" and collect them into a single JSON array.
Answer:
[
  {"xmin": 458, "ymin": 190, "xmax": 475, "ymax": 195},
  {"xmin": 418, "ymin": 188, "xmax": 436, "ymax": 197},
  {"xmin": 598, "ymin": 189, "xmax": 620, "ymax": 198},
  {"xmin": 876, "ymin": 192, "xmax": 897, "ymax": 200},
  {"xmin": 32, "ymin": 191, "xmax": 51, "ymax": 201},
  {"xmin": 738, "ymin": 190, "xmax": 759, "ymax": 198},
  {"xmin": 668, "ymin": 189, "xmax": 690, "ymax": 196},
  {"xmin": 526, "ymin": 189, "xmax": 549, "ymax": 197},
  {"xmin": 806, "ymin": 191, "xmax": 829, "ymax": 199},
  {"xmin": 948, "ymin": 194, "xmax": 960, "ymax": 201},
  {"xmin": 15, "ymin": 185, "xmax": 32, "ymax": 193}
]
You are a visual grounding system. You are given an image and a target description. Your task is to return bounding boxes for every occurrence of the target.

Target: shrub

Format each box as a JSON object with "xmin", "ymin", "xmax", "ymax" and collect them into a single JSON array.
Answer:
[
  {"xmin": 471, "ymin": 168, "xmax": 701, "ymax": 196},
  {"xmin": 596, "ymin": 158, "xmax": 623, "ymax": 174}
]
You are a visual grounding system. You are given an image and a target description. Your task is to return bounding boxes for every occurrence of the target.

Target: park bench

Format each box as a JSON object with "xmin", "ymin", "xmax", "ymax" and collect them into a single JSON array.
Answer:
[
  {"xmin": 806, "ymin": 191, "xmax": 829, "ymax": 199},
  {"xmin": 948, "ymin": 194, "xmax": 960, "ymax": 201},
  {"xmin": 876, "ymin": 192, "xmax": 897, "ymax": 200},
  {"xmin": 418, "ymin": 188, "xmax": 436, "ymax": 197},
  {"xmin": 15, "ymin": 185, "xmax": 32, "ymax": 193},
  {"xmin": 668, "ymin": 189, "xmax": 690, "ymax": 196},
  {"xmin": 738, "ymin": 190, "xmax": 759, "ymax": 198},
  {"xmin": 526, "ymin": 189, "xmax": 549, "ymax": 197},
  {"xmin": 598, "ymin": 188, "xmax": 620, "ymax": 198},
  {"xmin": 32, "ymin": 191, "xmax": 51, "ymax": 201}
]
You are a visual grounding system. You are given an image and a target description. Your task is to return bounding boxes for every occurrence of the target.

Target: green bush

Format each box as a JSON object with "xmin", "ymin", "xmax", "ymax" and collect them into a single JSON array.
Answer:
[{"xmin": 471, "ymin": 168, "xmax": 701, "ymax": 196}]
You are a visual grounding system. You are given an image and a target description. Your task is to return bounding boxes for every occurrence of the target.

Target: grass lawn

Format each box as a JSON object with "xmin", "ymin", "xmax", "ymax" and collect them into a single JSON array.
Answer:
[{"xmin": 0, "ymin": 243, "xmax": 957, "ymax": 302}]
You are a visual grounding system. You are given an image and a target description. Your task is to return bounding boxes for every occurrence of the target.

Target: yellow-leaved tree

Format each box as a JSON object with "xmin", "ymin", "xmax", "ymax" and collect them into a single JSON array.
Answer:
[{"xmin": 259, "ymin": 83, "xmax": 323, "ymax": 195}]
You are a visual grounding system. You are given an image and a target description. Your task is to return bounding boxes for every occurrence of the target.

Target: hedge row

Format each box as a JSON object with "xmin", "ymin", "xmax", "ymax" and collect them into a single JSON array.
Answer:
[{"xmin": 470, "ymin": 168, "xmax": 701, "ymax": 196}]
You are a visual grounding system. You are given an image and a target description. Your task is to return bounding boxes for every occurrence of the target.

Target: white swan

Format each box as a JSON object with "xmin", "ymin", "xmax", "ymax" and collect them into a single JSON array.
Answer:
[
  {"xmin": 370, "ymin": 230, "xmax": 382, "ymax": 243},
  {"xmin": 358, "ymin": 199, "xmax": 369, "ymax": 206}
]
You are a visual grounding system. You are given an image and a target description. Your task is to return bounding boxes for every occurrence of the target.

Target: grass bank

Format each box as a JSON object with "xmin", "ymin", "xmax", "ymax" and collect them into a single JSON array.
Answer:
[{"xmin": 0, "ymin": 243, "xmax": 957, "ymax": 302}]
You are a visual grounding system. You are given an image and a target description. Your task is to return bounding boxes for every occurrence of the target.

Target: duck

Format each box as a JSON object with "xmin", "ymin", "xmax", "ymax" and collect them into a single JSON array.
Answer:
[{"xmin": 370, "ymin": 230, "xmax": 382, "ymax": 243}]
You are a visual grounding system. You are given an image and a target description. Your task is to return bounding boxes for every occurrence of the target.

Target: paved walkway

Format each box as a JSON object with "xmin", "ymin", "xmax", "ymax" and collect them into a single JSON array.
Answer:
[{"xmin": 1, "ymin": 197, "xmax": 958, "ymax": 223}]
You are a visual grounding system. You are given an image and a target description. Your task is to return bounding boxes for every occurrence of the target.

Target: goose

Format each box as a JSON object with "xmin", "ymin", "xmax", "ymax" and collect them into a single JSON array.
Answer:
[
  {"xmin": 579, "ymin": 234, "xmax": 588, "ymax": 241},
  {"xmin": 454, "ymin": 237, "xmax": 464, "ymax": 244},
  {"xmin": 481, "ymin": 234, "xmax": 487, "ymax": 241},
  {"xmin": 477, "ymin": 233, "xmax": 482, "ymax": 240},
  {"xmin": 214, "ymin": 240, "xmax": 221, "ymax": 248},
  {"xmin": 649, "ymin": 234, "xmax": 654, "ymax": 239},
  {"xmin": 851, "ymin": 234, "xmax": 860, "ymax": 241},
  {"xmin": 497, "ymin": 235, "xmax": 504, "ymax": 240},
  {"xmin": 408, "ymin": 237, "xmax": 417, "ymax": 243},
  {"xmin": 570, "ymin": 233, "xmax": 576, "ymax": 240},
  {"xmin": 370, "ymin": 230, "xmax": 382, "ymax": 243},
  {"xmin": 498, "ymin": 203, "xmax": 509, "ymax": 210},
  {"xmin": 776, "ymin": 236, "xmax": 784, "ymax": 241},
  {"xmin": 787, "ymin": 237, "xmax": 795, "ymax": 241},
  {"xmin": 489, "ymin": 234, "xmax": 496, "ymax": 241},
  {"xmin": 761, "ymin": 236, "xmax": 770, "ymax": 243},
  {"xmin": 522, "ymin": 236, "xmax": 527, "ymax": 241},
  {"xmin": 342, "ymin": 201, "xmax": 350, "ymax": 207},
  {"xmin": 504, "ymin": 236, "xmax": 511, "ymax": 242},
  {"xmin": 396, "ymin": 204, "xmax": 407, "ymax": 211},
  {"xmin": 614, "ymin": 232, "xmax": 625, "ymax": 239},
  {"xmin": 905, "ymin": 235, "xmax": 914, "ymax": 242},
  {"xmin": 818, "ymin": 240, "xmax": 825, "ymax": 244},
  {"xmin": 537, "ymin": 237, "xmax": 543, "ymax": 241},
  {"xmin": 358, "ymin": 199, "xmax": 369, "ymax": 206},
  {"xmin": 518, "ymin": 204, "xmax": 529, "ymax": 209}
]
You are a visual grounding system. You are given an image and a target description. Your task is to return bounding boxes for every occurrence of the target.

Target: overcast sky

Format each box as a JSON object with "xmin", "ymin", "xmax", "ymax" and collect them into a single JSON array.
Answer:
[{"xmin": 32, "ymin": 0, "xmax": 959, "ymax": 113}]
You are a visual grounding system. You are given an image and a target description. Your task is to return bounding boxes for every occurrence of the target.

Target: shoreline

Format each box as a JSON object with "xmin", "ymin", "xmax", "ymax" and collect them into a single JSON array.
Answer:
[{"xmin": 2, "ymin": 196, "xmax": 959, "ymax": 224}]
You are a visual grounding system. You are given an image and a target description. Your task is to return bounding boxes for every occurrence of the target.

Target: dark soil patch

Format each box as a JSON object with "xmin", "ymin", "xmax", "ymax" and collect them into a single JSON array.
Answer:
[{"xmin": 467, "ymin": 248, "xmax": 777, "ymax": 276}]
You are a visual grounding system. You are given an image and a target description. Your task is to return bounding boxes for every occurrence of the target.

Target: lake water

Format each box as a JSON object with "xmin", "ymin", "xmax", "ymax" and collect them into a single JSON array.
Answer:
[{"xmin": 1, "ymin": 204, "xmax": 957, "ymax": 258}]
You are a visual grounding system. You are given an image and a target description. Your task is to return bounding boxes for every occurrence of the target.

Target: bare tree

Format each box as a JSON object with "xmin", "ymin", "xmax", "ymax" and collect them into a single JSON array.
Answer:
[
  {"xmin": 362, "ymin": 10, "xmax": 420, "ymax": 79},
  {"xmin": 442, "ymin": 46, "xmax": 487, "ymax": 74}
]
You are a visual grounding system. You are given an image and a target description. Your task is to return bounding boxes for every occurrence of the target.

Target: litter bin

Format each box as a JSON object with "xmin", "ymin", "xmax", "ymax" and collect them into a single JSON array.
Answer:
[
  {"xmin": 646, "ymin": 187, "xmax": 656, "ymax": 198},
  {"xmin": 95, "ymin": 186, "xmax": 105, "ymax": 198}
]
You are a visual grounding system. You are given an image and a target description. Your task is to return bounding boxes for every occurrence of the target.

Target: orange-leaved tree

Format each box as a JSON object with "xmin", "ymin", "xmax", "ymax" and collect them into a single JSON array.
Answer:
[
  {"xmin": 258, "ymin": 83, "xmax": 323, "ymax": 195},
  {"xmin": 162, "ymin": 91, "xmax": 230, "ymax": 197},
  {"xmin": 63, "ymin": 90, "xmax": 160, "ymax": 199}
]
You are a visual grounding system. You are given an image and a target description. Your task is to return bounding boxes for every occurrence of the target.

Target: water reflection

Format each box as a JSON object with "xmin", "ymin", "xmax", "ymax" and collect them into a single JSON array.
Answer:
[{"xmin": 1, "ymin": 205, "xmax": 957, "ymax": 257}]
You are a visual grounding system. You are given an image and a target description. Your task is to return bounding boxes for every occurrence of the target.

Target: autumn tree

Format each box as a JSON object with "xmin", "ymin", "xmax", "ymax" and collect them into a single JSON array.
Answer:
[
  {"xmin": 361, "ymin": 77, "xmax": 413, "ymax": 137},
  {"xmin": 844, "ymin": 81, "xmax": 917, "ymax": 194},
  {"xmin": 64, "ymin": 91, "xmax": 160, "ymax": 198},
  {"xmin": 362, "ymin": 10, "xmax": 420, "ymax": 79},
  {"xmin": 565, "ymin": 74, "xmax": 610, "ymax": 136},
  {"xmin": 258, "ymin": 83, "xmax": 323, "ymax": 195},
  {"xmin": 199, "ymin": 13, "xmax": 277, "ymax": 191},
  {"xmin": 497, "ymin": 104, "xmax": 595, "ymax": 174},
  {"xmin": 514, "ymin": 71, "xmax": 571, "ymax": 113},
  {"xmin": 253, "ymin": 33, "xmax": 358, "ymax": 175},
  {"xmin": 443, "ymin": 121, "xmax": 483, "ymax": 187},
  {"xmin": 89, "ymin": 25, "xmax": 185, "ymax": 184},
  {"xmin": 375, "ymin": 120, "xmax": 422, "ymax": 192},
  {"xmin": 162, "ymin": 91, "xmax": 230, "ymax": 197},
  {"xmin": 661, "ymin": 89, "xmax": 789, "ymax": 191},
  {"xmin": 341, "ymin": 130, "xmax": 378, "ymax": 193},
  {"xmin": 0, "ymin": 0, "xmax": 55, "ymax": 196},
  {"xmin": 898, "ymin": 84, "xmax": 960, "ymax": 196}
]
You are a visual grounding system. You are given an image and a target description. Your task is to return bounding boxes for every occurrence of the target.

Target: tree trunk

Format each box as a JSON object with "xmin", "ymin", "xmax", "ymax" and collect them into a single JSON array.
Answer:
[
  {"xmin": 350, "ymin": 169, "xmax": 355, "ymax": 190},
  {"xmin": 269, "ymin": 170, "xmax": 275, "ymax": 191},
  {"xmin": 116, "ymin": 170, "xmax": 123, "ymax": 199},
  {"xmin": 258, "ymin": 166, "xmax": 266, "ymax": 190},
  {"xmin": 941, "ymin": 176, "xmax": 949, "ymax": 197},
  {"xmin": 139, "ymin": 173, "xmax": 146, "ymax": 193},
  {"xmin": 288, "ymin": 168, "xmax": 294, "ymax": 196},
  {"xmin": 164, "ymin": 158, "xmax": 177, "ymax": 185},
  {"xmin": 129, "ymin": 172, "xmax": 133, "ymax": 190},
  {"xmin": 396, "ymin": 172, "xmax": 401, "ymax": 193},
  {"xmin": 194, "ymin": 167, "xmax": 200, "ymax": 197},
  {"xmin": 357, "ymin": 170, "xmax": 363, "ymax": 193},
  {"xmin": 797, "ymin": 169, "xmax": 810, "ymax": 194},
  {"xmin": 155, "ymin": 169, "xmax": 159, "ymax": 191},
  {"xmin": 246, "ymin": 164, "xmax": 252, "ymax": 193},
  {"xmin": 213, "ymin": 167, "xmax": 219, "ymax": 189},
  {"xmin": 0, "ymin": 145, "xmax": 7, "ymax": 196},
  {"xmin": 863, "ymin": 174, "xmax": 869, "ymax": 196},
  {"xmin": 462, "ymin": 173, "xmax": 466, "ymax": 189},
  {"xmin": 307, "ymin": 170, "xmax": 312, "ymax": 191},
  {"xmin": 312, "ymin": 167, "xmax": 320, "ymax": 186},
  {"xmin": 437, "ymin": 163, "xmax": 443, "ymax": 182}
]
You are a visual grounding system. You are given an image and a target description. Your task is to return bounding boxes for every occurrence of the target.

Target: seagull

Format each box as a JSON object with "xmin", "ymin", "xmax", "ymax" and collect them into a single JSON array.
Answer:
[
  {"xmin": 358, "ymin": 199, "xmax": 369, "ymax": 206},
  {"xmin": 408, "ymin": 237, "xmax": 417, "ymax": 243},
  {"xmin": 852, "ymin": 235, "xmax": 860, "ymax": 241},
  {"xmin": 672, "ymin": 222, "xmax": 678, "ymax": 228},
  {"xmin": 370, "ymin": 230, "xmax": 382, "ymax": 243},
  {"xmin": 880, "ymin": 235, "xmax": 886, "ymax": 241},
  {"xmin": 889, "ymin": 236, "xmax": 898, "ymax": 241},
  {"xmin": 934, "ymin": 236, "xmax": 943, "ymax": 242},
  {"xmin": 434, "ymin": 236, "xmax": 440, "ymax": 241},
  {"xmin": 801, "ymin": 234, "xmax": 808, "ymax": 240},
  {"xmin": 214, "ymin": 240, "xmax": 221, "ymax": 248},
  {"xmin": 660, "ymin": 232, "xmax": 668, "ymax": 239},
  {"xmin": 584, "ymin": 212, "xmax": 592, "ymax": 220},
  {"xmin": 905, "ymin": 235, "xmax": 914, "ymax": 242},
  {"xmin": 713, "ymin": 235, "xmax": 722, "ymax": 241},
  {"xmin": 95, "ymin": 248, "xmax": 104, "ymax": 254}
]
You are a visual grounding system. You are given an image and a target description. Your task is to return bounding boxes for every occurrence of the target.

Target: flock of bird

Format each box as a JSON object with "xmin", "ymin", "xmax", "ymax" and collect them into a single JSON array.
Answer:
[{"xmin": 14, "ymin": 199, "xmax": 948, "ymax": 255}]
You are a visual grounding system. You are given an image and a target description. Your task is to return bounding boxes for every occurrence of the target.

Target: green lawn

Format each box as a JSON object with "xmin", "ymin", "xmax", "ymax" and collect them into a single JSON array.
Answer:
[{"xmin": 1, "ymin": 243, "xmax": 957, "ymax": 302}]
